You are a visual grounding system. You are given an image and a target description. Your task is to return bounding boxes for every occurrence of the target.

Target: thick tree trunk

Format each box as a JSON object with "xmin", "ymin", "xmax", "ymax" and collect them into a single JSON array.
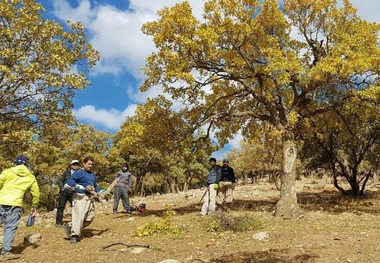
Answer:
[{"xmin": 274, "ymin": 140, "xmax": 303, "ymax": 218}]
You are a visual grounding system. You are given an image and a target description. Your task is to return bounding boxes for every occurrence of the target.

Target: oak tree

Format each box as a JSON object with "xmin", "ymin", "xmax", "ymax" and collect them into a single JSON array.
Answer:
[{"xmin": 142, "ymin": 0, "xmax": 380, "ymax": 217}]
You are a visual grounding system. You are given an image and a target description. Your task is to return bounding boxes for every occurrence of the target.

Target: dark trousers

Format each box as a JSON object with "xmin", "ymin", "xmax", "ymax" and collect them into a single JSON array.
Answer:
[
  {"xmin": 56, "ymin": 189, "xmax": 73, "ymax": 224},
  {"xmin": 113, "ymin": 186, "xmax": 131, "ymax": 212}
]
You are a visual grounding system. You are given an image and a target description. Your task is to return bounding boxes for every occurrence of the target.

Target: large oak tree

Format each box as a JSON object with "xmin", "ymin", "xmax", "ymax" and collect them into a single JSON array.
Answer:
[{"xmin": 141, "ymin": 0, "xmax": 380, "ymax": 218}]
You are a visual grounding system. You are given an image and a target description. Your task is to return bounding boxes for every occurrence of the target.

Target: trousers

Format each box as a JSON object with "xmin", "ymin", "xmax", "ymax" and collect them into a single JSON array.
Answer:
[
  {"xmin": 70, "ymin": 193, "xmax": 95, "ymax": 236},
  {"xmin": 0, "ymin": 205, "xmax": 22, "ymax": 254}
]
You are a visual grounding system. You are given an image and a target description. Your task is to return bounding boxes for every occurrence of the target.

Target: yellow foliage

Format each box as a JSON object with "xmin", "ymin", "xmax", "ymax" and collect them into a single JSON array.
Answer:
[{"xmin": 0, "ymin": 0, "xmax": 99, "ymax": 127}]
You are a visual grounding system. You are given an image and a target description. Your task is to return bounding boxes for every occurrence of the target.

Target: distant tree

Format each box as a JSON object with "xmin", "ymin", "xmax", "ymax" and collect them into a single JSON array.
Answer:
[
  {"xmin": 142, "ymin": 0, "xmax": 380, "ymax": 217},
  {"xmin": 227, "ymin": 124, "xmax": 283, "ymax": 186},
  {"xmin": 115, "ymin": 97, "xmax": 214, "ymax": 195},
  {"xmin": 300, "ymin": 90, "xmax": 380, "ymax": 196}
]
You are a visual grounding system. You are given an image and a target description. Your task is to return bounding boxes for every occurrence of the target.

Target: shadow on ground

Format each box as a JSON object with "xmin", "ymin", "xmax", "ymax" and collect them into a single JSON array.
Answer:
[
  {"xmin": 123, "ymin": 188, "xmax": 380, "ymax": 219},
  {"xmin": 298, "ymin": 190, "xmax": 380, "ymax": 215},
  {"xmin": 205, "ymin": 249, "xmax": 319, "ymax": 263}
]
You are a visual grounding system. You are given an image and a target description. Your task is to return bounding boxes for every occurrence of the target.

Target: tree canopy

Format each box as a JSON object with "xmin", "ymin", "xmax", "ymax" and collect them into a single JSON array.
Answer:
[{"xmin": 0, "ymin": 0, "xmax": 99, "ymax": 129}]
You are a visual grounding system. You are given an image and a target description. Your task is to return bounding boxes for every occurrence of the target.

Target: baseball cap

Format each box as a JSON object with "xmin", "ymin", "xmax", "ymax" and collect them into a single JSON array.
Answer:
[{"xmin": 71, "ymin": 160, "xmax": 80, "ymax": 165}]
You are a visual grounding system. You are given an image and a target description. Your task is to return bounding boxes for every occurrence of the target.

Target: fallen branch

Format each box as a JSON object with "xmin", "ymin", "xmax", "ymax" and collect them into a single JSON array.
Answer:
[{"xmin": 102, "ymin": 242, "xmax": 150, "ymax": 250}]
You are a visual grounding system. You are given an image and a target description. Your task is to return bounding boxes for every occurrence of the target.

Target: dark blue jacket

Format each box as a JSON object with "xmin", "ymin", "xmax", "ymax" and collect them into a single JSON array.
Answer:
[
  {"xmin": 67, "ymin": 169, "xmax": 100, "ymax": 194},
  {"xmin": 220, "ymin": 165, "xmax": 236, "ymax": 182}
]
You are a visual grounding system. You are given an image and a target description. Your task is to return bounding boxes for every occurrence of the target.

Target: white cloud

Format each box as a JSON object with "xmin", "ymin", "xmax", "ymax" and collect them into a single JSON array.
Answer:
[
  {"xmin": 73, "ymin": 104, "xmax": 137, "ymax": 130},
  {"xmin": 52, "ymin": 0, "xmax": 205, "ymax": 79}
]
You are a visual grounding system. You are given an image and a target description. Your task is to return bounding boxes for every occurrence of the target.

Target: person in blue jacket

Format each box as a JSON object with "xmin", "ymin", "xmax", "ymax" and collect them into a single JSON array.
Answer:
[
  {"xmin": 198, "ymin": 157, "xmax": 222, "ymax": 216},
  {"xmin": 63, "ymin": 157, "xmax": 100, "ymax": 243}
]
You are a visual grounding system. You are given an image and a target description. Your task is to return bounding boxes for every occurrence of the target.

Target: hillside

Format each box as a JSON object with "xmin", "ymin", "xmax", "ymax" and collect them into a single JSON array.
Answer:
[{"xmin": 8, "ymin": 179, "xmax": 380, "ymax": 263}]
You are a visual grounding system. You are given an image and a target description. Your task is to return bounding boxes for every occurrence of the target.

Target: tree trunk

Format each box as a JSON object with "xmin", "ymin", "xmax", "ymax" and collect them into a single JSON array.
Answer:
[
  {"xmin": 135, "ymin": 174, "xmax": 145, "ymax": 196},
  {"xmin": 183, "ymin": 181, "xmax": 189, "ymax": 192},
  {"xmin": 274, "ymin": 140, "xmax": 303, "ymax": 218},
  {"xmin": 373, "ymin": 170, "xmax": 379, "ymax": 184}
]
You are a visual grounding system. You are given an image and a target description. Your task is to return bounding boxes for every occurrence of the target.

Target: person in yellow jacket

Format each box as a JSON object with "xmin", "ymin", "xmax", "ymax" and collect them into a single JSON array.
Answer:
[{"xmin": 0, "ymin": 155, "xmax": 40, "ymax": 260}]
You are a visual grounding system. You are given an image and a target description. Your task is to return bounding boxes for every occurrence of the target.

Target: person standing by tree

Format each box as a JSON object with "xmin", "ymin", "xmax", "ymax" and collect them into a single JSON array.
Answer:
[
  {"xmin": 216, "ymin": 159, "xmax": 236, "ymax": 211},
  {"xmin": 0, "ymin": 155, "xmax": 40, "ymax": 260},
  {"xmin": 113, "ymin": 163, "xmax": 133, "ymax": 215},
  {"xmin": 63, "ymin": 157, "xmax": 99, "ymax": 243},
  {"xmin": 198, "ymin": 158, "xmax": 222, "ymax": 216},
  {"xmin": 55, "ymin": 160, "xmax": 80, "ymax": 227}
]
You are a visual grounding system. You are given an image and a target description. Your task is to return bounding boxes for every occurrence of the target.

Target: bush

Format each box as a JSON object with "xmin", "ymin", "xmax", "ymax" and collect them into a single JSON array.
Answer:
[
  {"xmin": 207, "ymin": 213, "xmax": 262, "ymax": 232},
  {"xmin": 135, "ymin": 206, "xmax": 185, "ymax": 236}
]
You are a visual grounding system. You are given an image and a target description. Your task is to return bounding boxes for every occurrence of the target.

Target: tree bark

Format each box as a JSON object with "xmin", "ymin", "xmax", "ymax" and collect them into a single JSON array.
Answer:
[{"xmin": 275, "ymin": 140, "xmax": 303, "ymax": 218}]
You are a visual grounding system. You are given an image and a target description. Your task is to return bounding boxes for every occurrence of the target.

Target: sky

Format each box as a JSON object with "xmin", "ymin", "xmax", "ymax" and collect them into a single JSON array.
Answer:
[{"xmin": 35, "ymin": 0, "xmax": 380, "ymax": 160}]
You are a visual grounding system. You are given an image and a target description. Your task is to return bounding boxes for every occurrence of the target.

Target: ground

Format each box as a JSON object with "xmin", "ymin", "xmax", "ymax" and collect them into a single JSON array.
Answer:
[{"xmin": 8, "ymin": 179, "xmax": 380, "ymax": 263}]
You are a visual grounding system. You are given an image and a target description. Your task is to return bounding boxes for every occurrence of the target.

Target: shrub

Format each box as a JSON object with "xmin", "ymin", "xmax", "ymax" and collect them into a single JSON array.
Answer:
[
  {"xmin": 207, "ymin": 213, "xmax": 262, "ymax": 232},
  {"xmin": 135, "ymin": 206, "xmax": 185, "ymax": 236}
]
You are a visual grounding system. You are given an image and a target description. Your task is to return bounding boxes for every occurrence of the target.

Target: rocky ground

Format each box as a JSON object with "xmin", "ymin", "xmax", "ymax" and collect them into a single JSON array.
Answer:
[{"xmin": 5, "ymin": 178, "xmax": 380, "ymax": 263}]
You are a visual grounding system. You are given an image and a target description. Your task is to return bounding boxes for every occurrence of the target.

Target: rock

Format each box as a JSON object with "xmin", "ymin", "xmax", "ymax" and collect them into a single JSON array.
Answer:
[
  {"xmin": 252, "ymin": 231, "xmax": 269, "ymax": 241},
  {"xmin": 24, "ymin": 233, "xmax": 42, "ymax": 245},
  {"xmin": 130, "ymin": 247, "xmax": 147, "ymax": 254}
]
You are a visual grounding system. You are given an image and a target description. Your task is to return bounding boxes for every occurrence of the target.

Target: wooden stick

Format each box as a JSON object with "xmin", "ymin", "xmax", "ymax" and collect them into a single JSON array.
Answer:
[
  {"xmin": 198, "ymin": 188, "xmax": 208, "ymax": 205},
  {"xmin": 102, "ymin": 242, "xmax": 150, "ymax": 249},
  {"xmin": 102, "ymin": 177, "xmax": 119, "ymax": 196}
]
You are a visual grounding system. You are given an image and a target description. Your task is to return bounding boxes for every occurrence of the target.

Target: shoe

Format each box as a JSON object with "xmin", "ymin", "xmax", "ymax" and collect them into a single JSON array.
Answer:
[
  {"xmin": 70, "ymin": 236, "xmax": 78, "ymax": 244},
  {"xmin": 55, "ymin": 223, "xmax": 63, "ymax": 228},
  {"xmin": 0, "ymin": 252, "xmax": 21, "ymax": 260},
  {"xmin": 63, "ymin": 223, "xmax": 71, "ymax": 238}
]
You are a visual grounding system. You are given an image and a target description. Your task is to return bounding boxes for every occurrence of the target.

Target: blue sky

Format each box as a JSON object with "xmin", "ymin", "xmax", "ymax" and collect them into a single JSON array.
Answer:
[{"xmin": 35, "ymin": 0, "xmax": 379, "ymax": 160}]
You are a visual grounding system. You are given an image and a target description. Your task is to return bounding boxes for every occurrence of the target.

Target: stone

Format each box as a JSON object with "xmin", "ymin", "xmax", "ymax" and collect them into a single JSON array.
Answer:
[
  {"xmin": 24, "ymin": 233, "xmax": 42, "ymax": 245},
  {"xmin": 252, "ymin": 231, "xmax": 269, "ymax": 241}
]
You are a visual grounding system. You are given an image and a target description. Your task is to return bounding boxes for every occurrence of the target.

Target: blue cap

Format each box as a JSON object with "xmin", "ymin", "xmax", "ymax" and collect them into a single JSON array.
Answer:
[{"xmin": 14, "ymin": 155, "xmax": 29, "ymax": 165}]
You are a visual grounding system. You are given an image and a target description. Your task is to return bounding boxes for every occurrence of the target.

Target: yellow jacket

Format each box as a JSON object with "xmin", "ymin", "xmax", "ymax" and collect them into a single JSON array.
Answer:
[{"xmin": 0, "ymin": 165, "xmax": 40, "ymax": 207}]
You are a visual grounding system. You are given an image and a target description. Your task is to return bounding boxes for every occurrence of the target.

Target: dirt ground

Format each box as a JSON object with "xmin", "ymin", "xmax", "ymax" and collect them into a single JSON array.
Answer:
[{"xmin": 8, "ymin": 178, "xmax": 380, "ymax": 263}]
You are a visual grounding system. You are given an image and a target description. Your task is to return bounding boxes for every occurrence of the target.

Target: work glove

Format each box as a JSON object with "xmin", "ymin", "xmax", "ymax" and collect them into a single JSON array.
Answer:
[
  {"xmin": 99, "ymin": 188, "xmax": 107, "ymax": 194},
  {"xmin": 75, "ymin": 184, "xmax": 85, "ymax": 190}
]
